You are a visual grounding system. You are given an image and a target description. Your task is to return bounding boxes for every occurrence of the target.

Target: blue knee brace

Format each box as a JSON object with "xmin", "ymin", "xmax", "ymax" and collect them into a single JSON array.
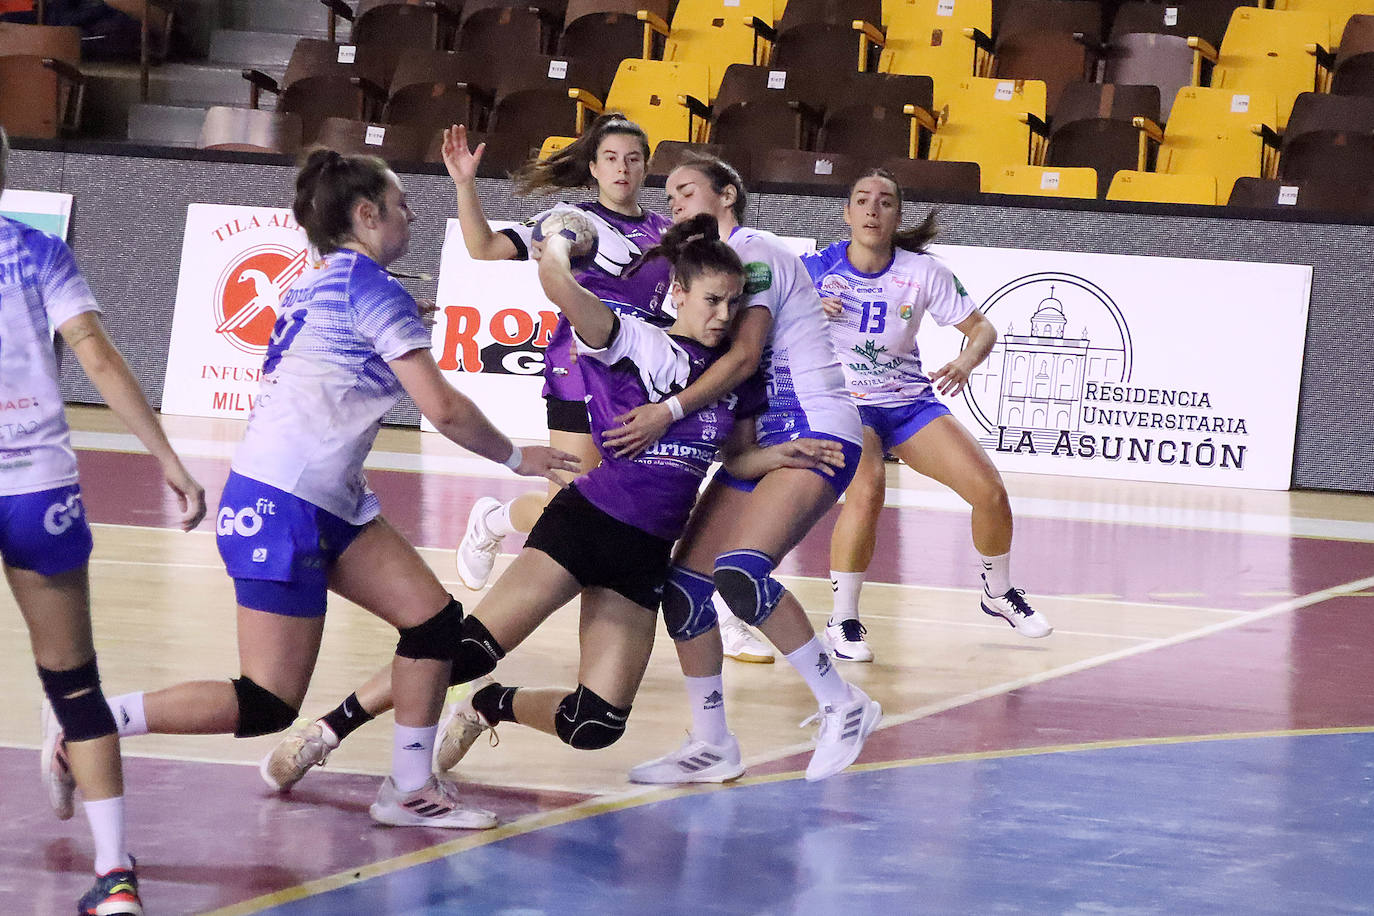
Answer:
[
  {"xmin": 713, "ymin": 549, "xmax": 784, "ymax": 627},
  {"xmin": 661, "ymin": 565, "xmax": 719, "ymax": 641}
]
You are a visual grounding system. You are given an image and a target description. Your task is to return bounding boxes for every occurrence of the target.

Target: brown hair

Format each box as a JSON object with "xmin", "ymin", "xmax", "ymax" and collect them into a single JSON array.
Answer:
[
  {"xmin": 638, "ymin": 212, "xmax": 744, "ymax": 290},
  {"xmin": 292, "ymin": 148, "xmax": 393, "ymax": 253},
  {"xmin": 850, "ymin": 168, "xmax": 938, "ymax": 253},
  {"xmin": 512, "ymin": 113, "xmax": 650, "ymax": 195},
  {"xmin": 673, "ymin": 153, "xmax": 749, "ymax": 224}
]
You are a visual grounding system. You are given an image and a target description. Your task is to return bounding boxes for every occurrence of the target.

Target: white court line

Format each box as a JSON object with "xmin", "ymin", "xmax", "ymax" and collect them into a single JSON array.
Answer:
[
  {"xmin": 743, "ymin": 572, "xmax": 1374, "ymax": 771},
  {"xmin": 73, "ymin": 430, "xmax": 1374, "ymax": 541}
]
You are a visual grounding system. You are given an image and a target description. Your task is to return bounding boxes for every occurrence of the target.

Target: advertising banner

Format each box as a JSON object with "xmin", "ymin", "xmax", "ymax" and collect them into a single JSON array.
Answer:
[{"xmin": 0, "ymin": 188, "xmax": 73, "ymax": 238}]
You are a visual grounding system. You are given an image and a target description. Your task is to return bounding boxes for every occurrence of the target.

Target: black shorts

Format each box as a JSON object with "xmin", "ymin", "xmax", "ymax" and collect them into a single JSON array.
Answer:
[
  {"xmin": 524, "ymin": 485, "xmax": 671, "ymax": 611},
  {"xmin": 546, "ymin": 396, "xmax": 592, "ymax": 434}
]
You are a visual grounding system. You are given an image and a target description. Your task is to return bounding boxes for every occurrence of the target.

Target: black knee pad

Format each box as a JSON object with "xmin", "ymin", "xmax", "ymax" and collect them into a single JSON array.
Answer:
[
  {"xmin": 396, "ymin": 597, "xmax": 464, "ymax": 662},
  {"xmin": 554, "ymin": 685, "xmax": 629, "ymax": 750},
  {"xmin": 37, "ymin": 658, "xmax": 116, "ymax": 742},
  {"xmin": 232, "ymin": 676, "xmax": 299, "ymax": 738},
  {"xmin": 713, "ymin": 549, "xmax": 784, "ymax": 626},
  {"xmin": 449, "ymin": 615, "xmax": 507, "ymax": 686},
  {"xmin": 661, "ymin": 565, "xmax": 719, "ymax": 642}
]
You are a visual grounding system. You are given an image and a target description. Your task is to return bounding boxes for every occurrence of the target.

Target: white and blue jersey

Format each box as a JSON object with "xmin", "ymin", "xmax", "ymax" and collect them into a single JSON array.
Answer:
[
  {"xmin": 728, "ymin": 227, "xmax": 861, "ymax": 447},
  {"xmin": 804, "ymin": 241, "xmax": 977, "ymax": 406},
  {"xmin": 0, "ymin": 216, "xmax": 100, "ymax": 496},
  {"xmin": 231, "ymin": 249, "xmax": 433, "ymax": 525}
]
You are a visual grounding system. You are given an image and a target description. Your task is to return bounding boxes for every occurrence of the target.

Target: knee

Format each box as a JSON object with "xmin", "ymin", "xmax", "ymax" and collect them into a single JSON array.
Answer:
[
  {"xmin": 969, "ymin": 476, "xmax": 1011, "ymax": 517},
  {"xmin": 37, "ymin": 658, "xmax": 117, "ymax": 742},
  {"xmin": 713, "ymin": 549, "xmax": 783, "ymax": 627},
  {"xmin": 449, "ymin": 616, "xmax": 507, "ymax": 686},
  {"xmin": 232, "ymin": 675, "xmax": 299, "ymax": 738},
  {"xmin": 661, "ymin": 565, "xmax": 719, "ymax": 642},
  {"xmin": 554, "ymin": 685, "xmax": 630, "ymax": 750},
  {"xmin": 396, "ymin": 596, "xmax": 464, "ymax": 662},
  {"xmin": 844, "ymin": 466, "xmax": 886, "ymax": 516}
]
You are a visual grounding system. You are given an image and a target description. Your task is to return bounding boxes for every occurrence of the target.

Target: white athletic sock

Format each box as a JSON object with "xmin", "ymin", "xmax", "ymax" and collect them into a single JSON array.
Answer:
[
  {"xmin": 684, "ymin": 675, "xmax": 729, "ymax": 745},
  {"xmin": 981, "ymin": 552, "xmax": 1012, "ymax": 596},
  {"xmin": 106, "ymin": 693, "xmax": 148, "ymax": 738},
  {"xmin": 391, "ymin": 724, "xmax": 438, "ymax": 793},
  {"xmin": 83, "ymin": 796, "xmax": 131, "ymax": 874},
  {"xmin": 485, "ymin": 500, "xmax": 519, "ymax": 538},
  {"xmin": 829, "ymin": 571, "xmax": 865, "ymax": 624},
  {"xmin": 784, "ymin": 637, "xmax": 852, "ymax": 707}
]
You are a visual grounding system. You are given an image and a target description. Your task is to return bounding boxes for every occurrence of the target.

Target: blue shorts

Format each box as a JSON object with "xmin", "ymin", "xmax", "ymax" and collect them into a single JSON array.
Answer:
[
  {"xmin": 714, "ymin": 433, "xmax": 863, "ymax": 497},
  {"xmin": 859, "ymin": 394, "xmax": 952, "ymax": 452},
  {"xmin": 216, "ymin": 472, "xmax": 367, "ymax": 618},
  {"xmin": 0, "ymin": 483, "xmax": 93, "ymax": 576}
]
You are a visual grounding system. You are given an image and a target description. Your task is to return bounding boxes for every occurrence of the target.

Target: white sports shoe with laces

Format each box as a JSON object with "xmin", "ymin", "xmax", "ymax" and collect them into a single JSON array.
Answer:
[
  {"xmin": 824, "ymin": 618, "xmax": 874, "ymax": 662},
  {"xmin": 370, "ymin": 774, "xmax": 498, "ymax": 829},
  {"xmin": 802, "ymin": 685, "xmax": 882, "ymax": 781},
  {"xmin": 434, "ymin": 678, "xmax": 498, "ymax": 772},
  {"xmin": 260, "ymin": 720, "xmax": 339, "ymax": 792},
  {"xmin": 720, "ymin": 616, "xmax": 774, "ymax": 663},
  {"xmin": 627, "ymin": 732, "xmax": 745, "ymax": 784},
  {"xmin": 455, "ymin": 497, "xmax": 504, "ymax": 591},
  {"xmin": 40, "ymin": 700, "xmax": 76, "ymax": 820},
  {"xmin": 980, "ymin": 576, "xmax": 1053, "ymax": 638}
]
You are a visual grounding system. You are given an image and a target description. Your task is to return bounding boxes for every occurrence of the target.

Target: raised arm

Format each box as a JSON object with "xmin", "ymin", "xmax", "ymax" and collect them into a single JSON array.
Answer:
[
  {"xmin": 930, "ymin": 310, "xmax": 997, "ymax": 397},
  {"xmin": 534, "ymin": 234, "xmax": 616, "ymax": 348},
  {"xmin": 601, "ymin": 304, "xmax": 772, "ymax": 458},
  {"xmin": 58, "ymin": 311, "xmax": 207, "ymax": 531},
  {"xmin": 389, "ymin": 347, "xmax": 579, "ymax": 483},
  {"xmin": 441, "ymin": 124, "xmax": 519, "ymax": 261}
]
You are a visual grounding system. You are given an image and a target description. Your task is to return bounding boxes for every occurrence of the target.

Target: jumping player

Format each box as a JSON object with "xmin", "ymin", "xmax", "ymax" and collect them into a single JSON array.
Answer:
[
  {"xmin": 809, "ymin": 169, "xmax": 1052, "ymax": 662},
  {"xmin": 3, "ymin": 126, "xmax": 207, "ymax": 915},
  {"xmin": 84, "ymin": 150, "xmax": 576, "ymax": 831}
]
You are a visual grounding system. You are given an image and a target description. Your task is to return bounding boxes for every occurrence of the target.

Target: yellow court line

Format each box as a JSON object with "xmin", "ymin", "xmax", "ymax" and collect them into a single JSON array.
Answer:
[{"xmin": 204, "ymin": 724, "xmax": 1374, "ymax": 916}]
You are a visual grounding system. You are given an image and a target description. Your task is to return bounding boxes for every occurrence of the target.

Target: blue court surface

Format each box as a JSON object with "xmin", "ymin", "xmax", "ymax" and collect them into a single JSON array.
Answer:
[{"xmin": 257, "ymin": 730, "xmax": 1374, "ymax": 915}]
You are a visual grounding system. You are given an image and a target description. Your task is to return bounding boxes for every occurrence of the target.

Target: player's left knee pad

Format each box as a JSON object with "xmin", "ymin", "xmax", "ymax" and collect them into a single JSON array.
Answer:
[
  {"xmin": 661, "ymin": 565, "xmax": 719, "ymax": 642},
  {"xmin": 554, "ymin": 685, "xmax": 630, "ymax": 750},
  {"xmin": 396, "ymin": 597, "xmax": 464, "ymax": 662},
  {"xmin": 36, "ymin": 658, "xmax": 117, "ymax": 742},
  {"xmin": 713, "ymin": 549, "xmax": 783, "ymax": 627},
  {"xmin": 449, "ymin": 615, "xmax": 506, "ymax": 686},
  {"xmin": 231, "ymin": 675, "xmax": 299, "ymax": 738}
]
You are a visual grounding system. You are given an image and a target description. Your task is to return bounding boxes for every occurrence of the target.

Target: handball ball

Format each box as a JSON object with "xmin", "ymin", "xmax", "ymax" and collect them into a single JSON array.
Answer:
[{"xmin": 532, "ymin": 208, "xmax": 599, "ymax": 269}]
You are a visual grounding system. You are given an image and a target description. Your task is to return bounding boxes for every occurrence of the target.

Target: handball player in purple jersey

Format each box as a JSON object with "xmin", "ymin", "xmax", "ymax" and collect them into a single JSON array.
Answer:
[
  {"xmin": 438, "ymin": 115, "xmax": 676, "ymax": 594},
  {"xmin": 260, "ymin": 214, "xmax": 844, "ymax": 787}
]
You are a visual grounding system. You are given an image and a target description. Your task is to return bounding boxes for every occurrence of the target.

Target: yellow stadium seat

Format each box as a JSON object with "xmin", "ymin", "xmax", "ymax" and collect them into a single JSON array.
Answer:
[
  {"xmin": 1201, "ymin": 8, "xmax": 1334, "ymax": 128},
  {"xmin": 1271, "ymin": 0, "xmax": 1365, "ymax": 43},
  {"xmin": 639, "ymin": 0, "xmax": 777, "ymax": 98},
  {"xmin": 538, "ymin": 136, "xmax": 578, "ymax": 159},
  {"xmin": 984, "ymin": 165, "xmax": 1098, "ymax": 198},
  {"xmin": 1107, "ymin": 171, "xmax": 1218, "ymax": 204},
  {"xmin": 926, "ymin": 76, "xmax": 1046, "ymax": 173},
  {"xmin": 570, "ymin": 58, "xmax": 713, "ymax": 153},
  {"xmin": 1133, "ymin": 86, "xmax": 1279, "ymax": 201},
  {"xmin": 878, "ymin": 0, "xmax": 991, "ymax": 106}
]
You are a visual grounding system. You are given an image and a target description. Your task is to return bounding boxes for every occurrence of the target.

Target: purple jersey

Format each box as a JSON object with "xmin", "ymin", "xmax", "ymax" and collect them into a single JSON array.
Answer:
[
  {"xmin": 574, "ymin": 315, "xmax": 750, "ymax": 540},
  {"xmin": 501, "ymin": 202, "xmax": 672, "ymax": 402}
]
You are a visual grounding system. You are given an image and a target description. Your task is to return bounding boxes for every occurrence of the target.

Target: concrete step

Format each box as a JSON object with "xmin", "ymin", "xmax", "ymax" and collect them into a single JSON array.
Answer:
[
  {"xmin": 207, "ymin": 29, "xmax": 302, "ymax": 68},
  {"xmin": 149, "ymin": 62, "xmax": 284, "ymax": 108},
  {"xmin": 125, "ymin": 103, "xmax": 206, "ymax": 147},
  {"xmin": 219, "ymin": 0, "xmax": 354, "ymax": 39}
]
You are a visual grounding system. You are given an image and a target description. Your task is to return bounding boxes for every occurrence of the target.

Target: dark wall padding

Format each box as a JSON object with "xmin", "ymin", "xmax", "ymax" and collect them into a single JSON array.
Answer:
[{"xmin": 9, "ymin": 147, "xmax": 1374, "ymax": 492}]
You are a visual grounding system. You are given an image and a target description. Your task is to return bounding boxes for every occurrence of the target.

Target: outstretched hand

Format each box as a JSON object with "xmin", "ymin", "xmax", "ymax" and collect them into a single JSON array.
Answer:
[
  {"xmin": 441, "ymin": 124, "xmax": 485, "ymax": 185},
  {"xmin": 513, "ymin": 445, "xmax": 581, "ymax": 485},
  {"xmin": 601, "ymin": 402, "xmax": 674, "ymax": 458}
]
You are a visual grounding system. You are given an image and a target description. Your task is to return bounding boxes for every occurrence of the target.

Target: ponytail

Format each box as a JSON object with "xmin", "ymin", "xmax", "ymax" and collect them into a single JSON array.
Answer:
[
  {"xmin": 293, "ymin": 148, "xmax": 392, "ymax": 253},
  {"xmin": 638, "ymin": 212, "xmax": 744, "ymax": 289},
  {"xmin": 512, "ymin": 113, "xmax": 650, "ymax": 195}
]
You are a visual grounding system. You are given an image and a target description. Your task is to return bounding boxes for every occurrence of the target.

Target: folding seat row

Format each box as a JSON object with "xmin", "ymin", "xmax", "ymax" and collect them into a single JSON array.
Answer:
[{"xmin": 0, "ymin": 21, "xmax": 83, "ymax": 139}]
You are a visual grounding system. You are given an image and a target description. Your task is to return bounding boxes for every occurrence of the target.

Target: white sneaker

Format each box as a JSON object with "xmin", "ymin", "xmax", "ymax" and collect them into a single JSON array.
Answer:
[
  {"xmin": 627, "ymin": 732, "xmax": 745, "ymax": 785},
  {"xmin": 720, "ymin": 616, "xmax": 774, "ymax": 664},
  {"xmin": 369, "ymin": 774, "xmax": 498, "ymax": 829},
  {"xmin": 455, "ymin": 497, "xmax": 504, "ymax": 591},
  {"xmin": 802, "ymin": 685, "xmax": 882, "ymax": 781},
  {"xmin": 40, "ymin": 700, "xmax": 76, "ymax": 820},
  {"xmin": 980, "ymin": 579, "xmax": 1053, "ymax": 638},
  {"xmin": 434, "ymin": 678, "xmax": 498, "ymax": 772},
  {"xmin": 260, "ymin": 721, "xmax": 339, "ymax": 792},
  {"xmin": 825, "ymin": 618, "xmax": 874, "ymax": 662}
]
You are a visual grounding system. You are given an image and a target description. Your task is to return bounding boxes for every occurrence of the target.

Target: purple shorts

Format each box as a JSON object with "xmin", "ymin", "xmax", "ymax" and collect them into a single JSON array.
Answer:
[
  {"xmin": 216, "ymin": 472, "xmax": 366, "ymax": 618},
  {"xmin": 0, "ymin": 483, "xmax": 93, "ymax": 576},
  {"xmin": 858, "ymin": 394, "xmax": 952, "ymax": 452},
  {"xmin": 713, "ymin": 433, "xmax": 863, "ymax": 497}
]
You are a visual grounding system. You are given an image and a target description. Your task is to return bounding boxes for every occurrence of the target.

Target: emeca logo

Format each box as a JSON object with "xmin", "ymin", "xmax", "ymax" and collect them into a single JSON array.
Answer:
[
  {"xmin": 43, "ymin": 492, "xmax": 84, "ymax": 536},
  {"xmin": 217, "ymin": 506, "xmax": 264, "ymax": 537},
  {"xmin": 213, "ymin": 245, "xmax": 309, "ymax": 356}
]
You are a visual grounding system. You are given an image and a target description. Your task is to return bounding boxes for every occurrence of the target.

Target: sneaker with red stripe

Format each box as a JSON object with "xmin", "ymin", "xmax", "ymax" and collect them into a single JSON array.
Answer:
[
  {"xmin": 78, "ymin": 858, "xmax": 142, "ymax": 915},
  {"xmin": 369, "ymin": 775, "xmax": 498, "ymax": 829}
]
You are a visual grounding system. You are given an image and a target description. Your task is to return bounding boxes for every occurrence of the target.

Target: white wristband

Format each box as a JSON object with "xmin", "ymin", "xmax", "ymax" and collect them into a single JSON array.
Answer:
[
  {"xmin": 502, "ymin": 444, "xmax": 523, "ymax": 470},
  {"xmin": 665, "ymin": 396, "xmax": 685, "ymax": 422}
]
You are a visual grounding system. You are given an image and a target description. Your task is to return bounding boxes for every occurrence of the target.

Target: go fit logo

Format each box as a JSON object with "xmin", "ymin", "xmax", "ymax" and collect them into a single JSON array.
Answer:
[{"xmin": 216, "ymin": 498, "xmax": 276, "ymax": 537}]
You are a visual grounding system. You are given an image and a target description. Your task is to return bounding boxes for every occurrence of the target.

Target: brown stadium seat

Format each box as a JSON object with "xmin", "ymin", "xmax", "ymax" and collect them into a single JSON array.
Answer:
[
  {"xmin": 707, "ymin": 64, "xmax": 826, "ymax": 153},
  {"xmin": 1102, "ymin": 32, "xmax": 1197, "ymax": 121},
  {"xmin": 1282, "ymin": 91, "xmax": 1374, "ymax": 146},
  {"xmin": 340, "ymin": 0, "xmax": 464, "ymax": 50},
  {"xmin": 96, "ymin": 0, "xmax": 174, "ymax": 100},
  {"xmin": 0, "ymin": 22, "xmax": 83, "ymax": 138},
  {"xmin": 1277, "ymin": 129, "xmax": 1374, "ymax": 184},
  {"xmin": 1228, "ymin": 175, "xmax": 1374, "ymax": 212},
  {"xmin": 382, "ymin": 49, "xmax": 491, "ymax": 133},
  {"xmin": 560, "ymin": 0, "xmax": 672, "ymax": 70},
  {"xmin": 484, "ymin": 53, "xmax": 610, "ymax": 154},
  {"xmin": 648, "ymin": 140, "xmax": 754, "ymax": 183},
  {"xmin": 769, "ymin": 0, "xmax": 883, "ymax": 76},
  {"xmin": 817, "ymin": 71, "xmax": 936, "ymax": 160},
  {"xmin": 879, "ymin": 156, "xmax": 982, "ymax": 194},
  {"xmin": 314, "ymin": 117, "xmax": 427, "ymax": 163},
  {"xmin": 198, "ymin": 106, "xmax": 303, "ymax": 155},
  {"xmin": 983, "ymin": 0, "xmax": 1103, "ymax": 119},
  {"xmin": 457, "ymin": 0, "xmax": 565, "ymax": 61},
  {"xmin": 1045, "ymin": 82, "xmax": 1160, "ymax": 196},
  {"xmin": 242, "ymin": 39, "xmax": 401, "ymax": 143},
  {"xmin": 1109, "ymin": 0, "xmax": 1250, "ymax": 50},
  {"xmin": 1332, "ymin": 14, "xmax": 1374, "ymax": 96},
  {"xmin": 755, "ymin": 148, "xmax": 864, "ymax": 188}
]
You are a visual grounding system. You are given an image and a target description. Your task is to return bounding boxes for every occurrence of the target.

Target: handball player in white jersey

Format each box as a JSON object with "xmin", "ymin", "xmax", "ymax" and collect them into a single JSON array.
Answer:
[
  {"xmin": 1, "ymin": 127, "xmax": 206, "ymax": 915},
  {"xmin": 97, "ymin": 149, "xmax": 576, "ymax": 831},
  {"xmin": 607, "ymin": 157, "xmax": 883, "ymax": 784},
  {"xmin": 437, "ymin": 115, "xmax": 673, "ymax": 594},
  {"xmin": 808, "ymin": 169, "xmax": 1052, "ymax": 662}
]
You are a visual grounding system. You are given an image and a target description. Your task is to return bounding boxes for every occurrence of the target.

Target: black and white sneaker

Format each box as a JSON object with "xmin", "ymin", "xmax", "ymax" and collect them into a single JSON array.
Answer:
[
  {"xmin": 824, "ymin": 618, "xmax": 874, "ymax": 662},
  {"xmin": 980, "ymin": 578, "xmax": 1053, "ymax": 638}
]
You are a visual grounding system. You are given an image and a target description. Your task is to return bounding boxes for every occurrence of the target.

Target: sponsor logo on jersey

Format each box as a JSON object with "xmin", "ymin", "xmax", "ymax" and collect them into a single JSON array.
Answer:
[
  {"xmin": 216, "ymin": 498, "xmax": 275, "ymax": 537},
  {"xmin": 899, "ymin": 304, "xmax": 914, "ymax": 320},
  {"xmin": 744, "ymin": 262, "xmax": 773, "ymax": 295}
]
